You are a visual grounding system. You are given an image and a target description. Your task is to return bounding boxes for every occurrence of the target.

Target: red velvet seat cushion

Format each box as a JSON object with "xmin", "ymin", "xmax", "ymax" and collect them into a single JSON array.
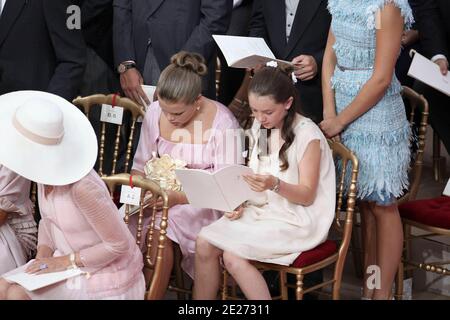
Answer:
[
  {"xmin": 291, "ymin": 240, "xmax": 338, "ymax": 268},
  {"xmin": 399, "ymin": 196, "xmax": 450, "ymax": 229}
]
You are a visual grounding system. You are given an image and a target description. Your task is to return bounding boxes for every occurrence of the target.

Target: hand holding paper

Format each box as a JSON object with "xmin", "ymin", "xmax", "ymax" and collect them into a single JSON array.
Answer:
[
  {"xmin": 408, "ymin": 50, "xmax": 450, "ymax": 96},
  {"xmin": 213, "ymin": 35, "xmax": 293, "ymax": 69},
  {"xmin": 4, "ymin": 260, "xmax": 84, "ymax": 291},
  {"xmin": 175, "ymin": 165, "xmax": 266, "ymax": 212}
]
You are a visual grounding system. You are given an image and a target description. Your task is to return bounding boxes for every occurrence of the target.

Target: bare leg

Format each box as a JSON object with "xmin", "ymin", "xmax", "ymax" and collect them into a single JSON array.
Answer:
[
  {"xmin": 193, "ymin": 236, "xmax": 223, "ymax": 300},
  {"xmin": 371, "ymin": 203, "xmax": 403, "ymax": 300},
  {"xmin": 359, "ymin": 201, "xmax": 377, "ymax": 299},
  {"xmin": 0, "ymin": 278, "xmax": 11, "ymax": 300},
  {"xmin": 144, "ymin": 230, "xmax": 174, "ymax": 300},
  {"xmin": 222, "ymin": 251, "xmax": 271, "ymax": 300},
  {"xmin": 6, "ymin": 285, "xmax": 30, "ymax": 300}
]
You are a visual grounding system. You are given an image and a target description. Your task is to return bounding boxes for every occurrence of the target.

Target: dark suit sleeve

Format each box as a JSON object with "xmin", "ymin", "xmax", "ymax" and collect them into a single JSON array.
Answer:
[
  {"xmin": 311, "ymin": 1, "xmax": 330, "ymax": 75},
  {"xmin": 410, "ymin": 0, "xmax": 448, "ymax": 59},
  {"xmin": 113, "ymin": 0, "xmax": 134, "ymax": 66},
  {"xmin": 182, "ymin": 0, "xmax": 233, "ymax": 63},
  {"xmin": 248, "ymin": 0, "xmax": 267, "ymax": 38},
  {"xmin": 43, "ymin": 0, "xmax": 86, "ymax": 101},
  {"xmin": 81, "ymin": 0, "xmax": 112, "ymax": 26}
]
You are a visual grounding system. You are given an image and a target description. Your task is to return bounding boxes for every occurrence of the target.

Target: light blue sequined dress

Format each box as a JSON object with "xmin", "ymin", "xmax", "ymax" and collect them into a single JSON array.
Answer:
[{"xmin": 328, "ymin": 0, "xmax": 414, "ymax": 205}]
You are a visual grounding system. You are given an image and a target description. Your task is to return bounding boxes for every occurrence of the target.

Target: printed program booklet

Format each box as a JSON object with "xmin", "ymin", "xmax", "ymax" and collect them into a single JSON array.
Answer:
[{"xmin": 175, "ymin": 165, "xmax": 263, "ymax": 212}]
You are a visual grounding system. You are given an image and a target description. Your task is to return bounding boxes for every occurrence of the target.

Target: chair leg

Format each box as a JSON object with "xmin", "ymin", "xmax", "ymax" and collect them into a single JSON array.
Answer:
[
  {"xmin": 432, "ymin": 131, "xmax": 446, "ymax": 182},
  {"xmin": 351, "ymin": 216, "xmax": 364, "ymax": 279},
  {"xmin": 295, "ymin": 274, "xmax": 304, "ymax": 300},
  {"xmin": 332, "ymin": 272, "xmax": 342, "ymax": 300},
  {"xmin": 280, "ymin": 271, "xmax": 288, "ymax": 300},
  {"xmin": 395, "ymin": 261, "xmax": 404, "ymax": 300},
  {"xmin": 221, "ymin": 270, "xmax": 228, "ymax": 300},
  {"xmin": 404, "ymin": 224, "xmax": 413, "ymax": 279},
  {"xmin": 173, "ymin": 245, "xmax": 187, "ymax": 300}
]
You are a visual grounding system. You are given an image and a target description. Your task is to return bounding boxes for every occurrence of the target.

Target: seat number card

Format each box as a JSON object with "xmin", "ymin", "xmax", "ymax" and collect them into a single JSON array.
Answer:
[
  {"xmin": 120, "ymin": 185, "xmax": 142, "ymax": 206},
  {"xmin": 100, "ymin": 104, "xmax": 124, "ymax": 125}
]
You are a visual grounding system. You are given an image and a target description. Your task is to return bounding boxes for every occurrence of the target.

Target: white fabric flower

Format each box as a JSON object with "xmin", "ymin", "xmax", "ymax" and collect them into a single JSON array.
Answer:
[{"xmin": 144, "ymin": 154, "xmax": 187, "ymax": 191}]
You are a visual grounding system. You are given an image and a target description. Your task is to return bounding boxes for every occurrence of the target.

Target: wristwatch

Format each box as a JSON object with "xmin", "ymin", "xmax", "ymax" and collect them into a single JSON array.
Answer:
[
  {"xmin": 270, "ymin": 177, "xmax": 281, "ymax": 193},
  {"xmin": 117, "ymin": 61, "xmax": 136, "ymax": 74}
]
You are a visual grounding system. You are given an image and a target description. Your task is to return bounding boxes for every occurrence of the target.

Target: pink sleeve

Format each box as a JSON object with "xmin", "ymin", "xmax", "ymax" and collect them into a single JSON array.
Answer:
[
  {"xmin": 0, "ymin": 165, "xmax": 33, "ymax": 217},
  {"xmin": 132, "ymin": 102, "xmax": 160, "ymax": 173},
  {"xmin": 212, "ymin": 108, "xmax": 245, "ymax": 170},
  {"xmin": 73, "ymin": 178, "xmax": 132, "ymax": 269},
  {"xmin": 37, "ymin": 218, "xmax": 55, "ymax": 251}
]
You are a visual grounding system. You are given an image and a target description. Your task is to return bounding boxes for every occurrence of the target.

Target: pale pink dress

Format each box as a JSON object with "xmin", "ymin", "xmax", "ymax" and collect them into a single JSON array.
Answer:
[
  {"xmin": 2, "ymin": 170, "xmax": 145, "ymax": 299},
  {"xmin": 132, "ymin": 101, "xmax": 242, "ymax": 278},
  {"xmin": 0, "ymin": 165, "xmax": 37, "ymax": 275}
]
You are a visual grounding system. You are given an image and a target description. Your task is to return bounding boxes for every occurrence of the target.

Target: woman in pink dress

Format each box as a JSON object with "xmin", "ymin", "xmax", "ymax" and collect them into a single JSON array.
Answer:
[
  {"xmin": 0, "ymin": 91, "xmax": 145, "ymax": 300},
  {"xmin": 0, "ymin": 165, "xmax": 37, "ymax": 275},
  {"xmin": 131, "ymin": 51, "xmax": 242, "ymax": 298}
]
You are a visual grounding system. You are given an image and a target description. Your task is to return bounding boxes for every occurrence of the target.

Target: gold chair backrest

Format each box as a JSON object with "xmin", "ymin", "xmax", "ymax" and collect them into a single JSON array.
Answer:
[
  {"xmin": 328, "ymin": 140, "xmax": 359, "ymax": 279},
  {"xmin": 101, "ymin": 173, "xmax": 169, "ymax": 300},
  {"xmin": 399, "ymin": 86, "xmax": 429, "ymax": 203},
  {"xmin": 73, "ymin": 94, "xmax": 146, "ymax": 176},
  {"xmin": 228, "ymin": 71, "xmax": 254, "ymax": 129}
]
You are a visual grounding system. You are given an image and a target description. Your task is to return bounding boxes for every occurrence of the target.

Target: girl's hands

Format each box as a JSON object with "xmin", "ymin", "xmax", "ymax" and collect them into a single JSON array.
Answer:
[
  {"xmin": 243, "ymin": 174, "xmax": 277, "ymax": 192},
  {"xmin": 225, "ymin": 205, "xmax": 244, "ymax": 221},
  {"xmin": 147, "ymin": 190, "xmax": 183, "ymax": 211}
]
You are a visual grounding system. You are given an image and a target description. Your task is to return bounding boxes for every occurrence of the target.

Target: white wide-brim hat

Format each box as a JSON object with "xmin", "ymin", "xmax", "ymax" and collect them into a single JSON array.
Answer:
[{"xmin": 0, "ymin": 91, "xmax": 98, "ymax": 186}]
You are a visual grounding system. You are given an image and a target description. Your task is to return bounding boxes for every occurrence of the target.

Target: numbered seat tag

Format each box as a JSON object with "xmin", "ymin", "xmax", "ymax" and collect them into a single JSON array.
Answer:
[
  {"xmin": 100, "ymin": 104, "xmax": 124, "ymax": 125},
  {"xmin": 120, "ymin": 185, "xmax": 142, "ymax": 206}
]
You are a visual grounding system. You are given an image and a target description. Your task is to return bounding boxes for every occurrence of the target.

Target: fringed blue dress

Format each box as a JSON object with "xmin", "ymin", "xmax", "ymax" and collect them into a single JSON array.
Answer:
[{"xmin": 327, "ymin": 0, "xmax": 414, "ymax": 205}]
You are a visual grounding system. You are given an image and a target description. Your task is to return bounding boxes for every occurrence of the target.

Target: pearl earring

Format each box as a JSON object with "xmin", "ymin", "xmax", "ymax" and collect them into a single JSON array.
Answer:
[{"xmin": 196, "ymin": 106, "xmax": 200, "ymax": 111}]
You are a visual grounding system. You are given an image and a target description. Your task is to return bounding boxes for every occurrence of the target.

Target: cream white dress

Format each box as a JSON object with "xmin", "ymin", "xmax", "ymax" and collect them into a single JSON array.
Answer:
[{"xmin": 199, "ymin": 115, "xmax": 336, "ymax": 265}]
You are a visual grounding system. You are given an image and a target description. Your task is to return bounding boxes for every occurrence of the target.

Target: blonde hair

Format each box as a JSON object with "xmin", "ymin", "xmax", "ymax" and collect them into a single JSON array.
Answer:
[{"xmin": 157, "ymin": 51, "xmax": 207, "ymax": 104}]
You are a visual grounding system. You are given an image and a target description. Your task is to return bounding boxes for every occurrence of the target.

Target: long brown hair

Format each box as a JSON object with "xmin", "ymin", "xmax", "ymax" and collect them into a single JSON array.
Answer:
[
  {"xmin": 157, "ymin": 51, "xmax": 207, "ymax": 104},
  {"xmin": 248, "ymin": 65, "xmax": 300, "ymax": 171}
]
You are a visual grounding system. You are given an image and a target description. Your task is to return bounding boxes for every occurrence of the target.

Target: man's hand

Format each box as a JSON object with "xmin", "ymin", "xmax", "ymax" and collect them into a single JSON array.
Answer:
[
  {"xmin": 435, "ymin": 58, "xmax": 449, "ymax": 76},
  {"xmin": 292, "ymin": 55, "xmax": 318, "ymax": 81},
  {"xmin": 120, "ymin": 68, "xmax": 150, "ymax": 106},
  {"xmin": 401, "ymin": 29, "xmax": 419, "ymax": 47}
]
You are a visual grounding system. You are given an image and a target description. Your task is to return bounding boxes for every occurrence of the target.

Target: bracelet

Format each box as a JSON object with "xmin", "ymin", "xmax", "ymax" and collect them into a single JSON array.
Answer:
[
  {"xmin": 69, "ymin": 253, "xmax": 77, "ymax": 269},
  {"xmin": 270, "ymin": 177, "xmax": 281, "ymax": 193}
]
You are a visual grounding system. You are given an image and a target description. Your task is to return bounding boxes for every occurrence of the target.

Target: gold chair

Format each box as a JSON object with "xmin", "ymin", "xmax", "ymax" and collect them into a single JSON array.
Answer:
[
  {"xmin": 101, "ymin": 173, "xmax": 169, "ymax": 300},
  {"xmin": 73, "ymin": 94, "xmax": 146, "ymax": 176},
  {"xmin": 221, "ymin": 140, "xmax": 359, "ymax": 300},
  {"xmin": 393, "ymin": 88, "xmax": 450, "ymax": 299}
]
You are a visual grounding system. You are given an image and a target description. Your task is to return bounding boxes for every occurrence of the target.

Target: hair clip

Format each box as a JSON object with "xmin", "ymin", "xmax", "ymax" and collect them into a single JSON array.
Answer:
[
  {"xmin": 266, "ymin": 60, "xmax": 278, "ymax": 68},
  {"xmin": 291, "ymin": 72, "xmax": 298, "ymax": 84}
]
